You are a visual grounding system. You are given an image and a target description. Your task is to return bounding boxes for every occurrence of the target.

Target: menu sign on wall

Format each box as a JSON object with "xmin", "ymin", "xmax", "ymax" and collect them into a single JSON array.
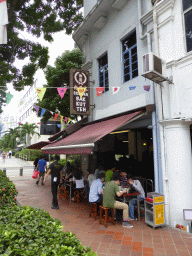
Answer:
[{"xmin": 70, "ymin": 68, "xmax": 90, "ymax": 116}]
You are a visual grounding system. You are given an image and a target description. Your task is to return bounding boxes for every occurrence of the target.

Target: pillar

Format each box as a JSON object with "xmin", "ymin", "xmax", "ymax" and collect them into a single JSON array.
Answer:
[{"xmin": 163, "ymin": 120, "xmax": 192, "ymax": 226}]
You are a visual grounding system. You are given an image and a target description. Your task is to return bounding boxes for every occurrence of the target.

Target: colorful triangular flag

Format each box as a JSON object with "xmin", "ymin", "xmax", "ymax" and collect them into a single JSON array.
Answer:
[
  {"xmin": 143, "ymin": 85, "xmax": 151, "ymax": 92},
  {"xmin": 57, "ymin": 87, "xmax": 67, "ymax": 99},
  {"xmin": 57, "ymin": 124, "xmax": 61, "ymax": 128},
  {"xmin": 112, "ymin": 87, "xmax": 120, "ymax": 95},
  {"xmin": 6, "ymin": 92, "xmax": 13, "ymax": 104},
  {"xmin": 40, "ymin": 108, "xmax": 46, "ymax": 117},
  {"xmin": 50, "ymin": 111, "xmax": 54, "ymax": 116},
  {"xmin": 34, "ymin": 105, "xmax": 39, "ymax": 115},
  {"xmin": 35, "ymin": 88, "xmax": 46, "ymax": 101},
  {"xmin": 60, "ymin": 116, "xmax": 63, "ymax": 124},
  {"xmin": 76, "ymin": 86, "xmax": 87, "ymax": 98},
  {"xmin": 96, "ymin": 87, "xmax": 104, "ymax": 96},
  {"xmin": 129, "ymin": 86, "xmax": 136, "ymax": 90},
  {"xmin": 54, "ymin": 113, "xmax": 59, "ymax": 122},
  {"xmin": 65, "ymin": 117, "xmax": 68, "ymax": 123}
]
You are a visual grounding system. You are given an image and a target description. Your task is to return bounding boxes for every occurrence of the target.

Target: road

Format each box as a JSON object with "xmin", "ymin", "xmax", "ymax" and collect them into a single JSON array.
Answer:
[{"xmin": 0, "ymin": 156, "xmax": 34, "ymax": 179}]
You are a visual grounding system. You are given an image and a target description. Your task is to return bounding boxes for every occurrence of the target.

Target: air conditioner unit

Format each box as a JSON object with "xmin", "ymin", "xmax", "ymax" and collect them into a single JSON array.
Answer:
[{"xmin": 142, "ymin": 52, "xmax": 170, "ymax": 85}]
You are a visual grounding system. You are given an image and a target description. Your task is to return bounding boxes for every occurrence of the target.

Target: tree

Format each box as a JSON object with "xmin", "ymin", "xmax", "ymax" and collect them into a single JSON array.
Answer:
[
  {"xmin": 0, "ymin": 0, "xmax": 83, "ymax": 112},
  {"xmin": 35, "ymin": 48, "xmax": 83, "ymax": 122},
  {"xmin": 19, "ymin": 123, "xmax": 40, "ymax": 146},
  {"xmin": 0, "ymin": 126, "xmax": 21, "ymax": 149}
]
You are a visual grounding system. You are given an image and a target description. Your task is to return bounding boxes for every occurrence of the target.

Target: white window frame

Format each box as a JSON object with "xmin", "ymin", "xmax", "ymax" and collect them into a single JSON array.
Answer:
[{"xmin": 182, "ymin": 1, "xmax": 192, "ymax": 53}]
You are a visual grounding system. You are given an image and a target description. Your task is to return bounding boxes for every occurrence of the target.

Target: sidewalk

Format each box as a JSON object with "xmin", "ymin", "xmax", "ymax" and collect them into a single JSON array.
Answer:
[{"xmin": 10, "ymin": 172, "xmax": 192, "ymax": 256}]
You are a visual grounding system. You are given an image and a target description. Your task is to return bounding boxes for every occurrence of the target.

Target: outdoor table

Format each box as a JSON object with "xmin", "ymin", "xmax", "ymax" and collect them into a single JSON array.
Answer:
[{"xmin": 123, "ymin": 191, "xmax": 140, "ymax": 221}]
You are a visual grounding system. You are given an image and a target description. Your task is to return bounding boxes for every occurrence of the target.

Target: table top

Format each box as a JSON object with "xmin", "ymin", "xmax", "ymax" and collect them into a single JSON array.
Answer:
[{"xmin": 123, "ymin": 192, "xmax": 140, "ymax": 197}]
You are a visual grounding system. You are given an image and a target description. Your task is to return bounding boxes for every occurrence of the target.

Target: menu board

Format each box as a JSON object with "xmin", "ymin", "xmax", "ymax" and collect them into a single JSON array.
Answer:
[{"xmin": 81, "ymin": 155, "xmax": 89, "ymax": 175}]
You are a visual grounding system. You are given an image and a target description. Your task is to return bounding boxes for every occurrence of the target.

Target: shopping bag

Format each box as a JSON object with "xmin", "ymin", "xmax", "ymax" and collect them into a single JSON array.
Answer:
[{"xmin": 32, "ymin": 170, "xmax": 39, "ymax": 179}]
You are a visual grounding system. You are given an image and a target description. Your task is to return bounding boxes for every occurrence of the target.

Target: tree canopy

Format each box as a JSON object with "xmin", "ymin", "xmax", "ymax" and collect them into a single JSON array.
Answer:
[
  {"xmin": 36, "ymin": 48, "xmax": 83, "ymax": 122},
  {"xmin": 0, "ymin": 0, "xmax": 83, "ymax": 113}
]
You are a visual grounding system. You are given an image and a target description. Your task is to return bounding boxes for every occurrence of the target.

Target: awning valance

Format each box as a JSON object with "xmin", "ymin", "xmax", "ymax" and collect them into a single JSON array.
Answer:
[
  {"xmin": 42, "ymin": 111, "xmax": 143, "ymax": 155},
  {"xmin": 27, "ymin": 141, "xmax": 51, "ymax": 149}
]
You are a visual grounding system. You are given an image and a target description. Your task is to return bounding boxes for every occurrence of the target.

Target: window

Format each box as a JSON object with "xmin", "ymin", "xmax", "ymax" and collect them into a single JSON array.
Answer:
[
  {"xmin": 122, "ymin": 30, "xmax": 138, "ymax": 83},
  {"xmin": 98, "ymin": 53, "xmax": 109, "ymax": 93},
  {"xmin": 183, "ymin": 0, "xmax": 192, "ymax": 52}
]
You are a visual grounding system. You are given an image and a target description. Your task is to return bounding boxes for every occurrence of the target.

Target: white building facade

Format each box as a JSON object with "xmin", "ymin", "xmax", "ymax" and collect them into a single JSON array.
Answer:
[{"xmin": 73, "ymin": 0, "xmax": 192, "ymax": 227}]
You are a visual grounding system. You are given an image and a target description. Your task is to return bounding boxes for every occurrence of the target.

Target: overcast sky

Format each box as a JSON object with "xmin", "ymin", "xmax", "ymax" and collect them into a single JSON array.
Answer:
[{"xmin": 3, "ymin": 31, "xmax": 75, "ymax": 117}]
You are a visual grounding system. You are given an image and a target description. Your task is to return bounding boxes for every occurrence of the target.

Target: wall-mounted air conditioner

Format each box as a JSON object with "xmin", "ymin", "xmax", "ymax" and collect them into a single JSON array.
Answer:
[{"xmin": 142, "ymin": 52, "xmax": 172, "ymax": 85}]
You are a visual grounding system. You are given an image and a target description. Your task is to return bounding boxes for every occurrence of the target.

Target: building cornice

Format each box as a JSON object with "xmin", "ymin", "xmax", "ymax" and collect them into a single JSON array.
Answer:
[
  {"xmin": 166, "ymin": 52, "xmax": 192, "ymax": 68},
  {"xmin": 140, "ymin": 0, "xmax": 175, "ymax": 26},
  {"xmin": 81, "ymin": 61, "xmax": 93, "ymax": 71}
]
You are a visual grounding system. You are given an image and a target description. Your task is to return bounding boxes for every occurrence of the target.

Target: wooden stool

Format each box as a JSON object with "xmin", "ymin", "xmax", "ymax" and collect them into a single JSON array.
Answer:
[
  {"xmin": 74, "ymin": 191, "xmax": 80, "ymax": 204},
  {"xmin": 99, "ymin": 205, "xmax": 115, "ymax": 228},
  {"xmin": 89, "ymin": 203, "xmax": 98, "ymax": 220},
  {"xmin": 58, "ymin": 187, "xmax": 68, "ymax": 201}
]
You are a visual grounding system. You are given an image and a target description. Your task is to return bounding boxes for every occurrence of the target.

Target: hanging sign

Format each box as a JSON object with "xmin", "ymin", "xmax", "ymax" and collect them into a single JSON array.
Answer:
[{"xmin": 70, "ymin": 68, "xmax": 90, "ymax": 116}]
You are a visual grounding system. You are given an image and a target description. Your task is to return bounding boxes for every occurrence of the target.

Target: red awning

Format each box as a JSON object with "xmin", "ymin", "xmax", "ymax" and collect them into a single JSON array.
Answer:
[
  {"xmin": 41, "ymin": 111, "xmax": 143, "ymax": 155},
  {"xmin": 27, "ymin": 141, "xmax": 51, "ymax": 149}
]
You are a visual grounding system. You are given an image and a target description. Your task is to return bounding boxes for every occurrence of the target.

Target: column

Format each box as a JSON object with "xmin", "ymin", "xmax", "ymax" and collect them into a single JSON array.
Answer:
[{"xmin": 163, "ymin": 120, "xmax": 192, "ymax": 226}]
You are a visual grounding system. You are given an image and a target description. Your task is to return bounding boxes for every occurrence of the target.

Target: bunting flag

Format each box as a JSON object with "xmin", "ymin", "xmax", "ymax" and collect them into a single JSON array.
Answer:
[
  {"xmin": 50, "ymin": 111, "xmax": 54, "ymax": 116},
  {"xmin": 40, "ymin": 108, "xmax": 46, "ymax": 117},
  {"xmin": 57, "ymin": 87, "xmax": 67, "ymax": 99},
  {"xmin": 76, "ymin": 86, "xmax": 87, "ymax": 98},
  {"xmin": 20, "ymin": 101, "xmax": 24, "ymax": 105},
  {"xmin": 112, "ymin": 87, "xmax": 120, "ymax": 95},
  {"xmin": 143, "ymin": 85, "xmax": 151, "ymax": 92},
  {"xmin": 34, "ymin": 105, "xmax": 39, "ymax": 115},
  {"xmin": 6, "ymin": 93, "xmax": 13, "ymax": 104},
  {"xmin": 96, "ymin": 87, "xmax": 104, "ymax": 96},
  {"xmin": 60, "ymin": 116, "xmax": 63, "ymax": 124},
  {"xmin": 65, "ymin": 117, "xmax": 68, "ymax": 123},
  {"xmin": 129, "ymin": 86, "xmax": 136, "ymax": 90},
  {"xmin": 35, "ymin": 88, "xmax": 46, "ymax": 101},
  {"xmin": 18, "ymin": 122, "xmax": 22, "ymax": 125},
  {"xmin": 57, "ymin": 124, "xmax": 61, "ymax": 128},
  {"xmin": 54, "ymin": 113, "xmax": 59, "ymax": 122}
]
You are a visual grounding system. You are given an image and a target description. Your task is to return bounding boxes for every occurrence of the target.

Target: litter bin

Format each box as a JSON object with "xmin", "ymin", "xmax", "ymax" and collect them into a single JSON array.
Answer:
[{"xmin": 145, "ymin": 192, "xmax": 165, "ymax": 229}]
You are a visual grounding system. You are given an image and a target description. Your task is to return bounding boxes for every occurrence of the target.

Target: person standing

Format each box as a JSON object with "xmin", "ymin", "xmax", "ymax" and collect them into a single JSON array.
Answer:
[
  {"xmin": 36, "ymin": 155, "xmax": 47, "ymax": 185},
  {"xmin": 2, "ymin": 151, "xmax": 6, "ymax": 162},
  {"xmin": 8, "ymin": 149, "xmax": 12, "ymax": 159},
  {"xmin": 44, "ymin": 155, "xmax": 63, "ymax": 209}
]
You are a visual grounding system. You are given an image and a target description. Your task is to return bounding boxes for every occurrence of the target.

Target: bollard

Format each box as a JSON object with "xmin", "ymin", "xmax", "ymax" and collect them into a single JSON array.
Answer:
[
  {"xmin": 3, "ymin": 168, "xmax": 6, "ymax": 175},
  {"xmin": 20, "ymin": 167, "xmax": 23, "ymax": 176}
]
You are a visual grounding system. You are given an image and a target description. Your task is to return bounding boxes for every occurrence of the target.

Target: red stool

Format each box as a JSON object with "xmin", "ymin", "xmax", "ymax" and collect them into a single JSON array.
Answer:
[
  {"xmin": 89, "ymin": 203, "xmax": 98, "ymax": 220},
  {"xmin": 58, "ymin": 187, "xmax": 68, "ymax": 201},
  {"xmin": 99, "ymin": 205, "xmax": 115, "ymax": 228}
]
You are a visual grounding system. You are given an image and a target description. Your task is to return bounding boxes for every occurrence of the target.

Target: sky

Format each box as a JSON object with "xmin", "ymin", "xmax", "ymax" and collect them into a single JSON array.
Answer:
[{"xmin": 2, "ymin": 31, "xmax": 75, "ymax": 117}]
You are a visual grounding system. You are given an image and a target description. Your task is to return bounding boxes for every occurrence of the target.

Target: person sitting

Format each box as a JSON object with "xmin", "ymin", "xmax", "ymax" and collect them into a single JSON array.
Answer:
[
  {"xmin": 127, "ymin": 175, "xmax": 145, "ymax": 220},
  {"xmin": 120, "ymin": 169, "xmax": 128, "ymax": 188},
  {"xmin": 105, "ymin": 165, "xmax": 114, "ymax": 182},
  {"xmin": 89, "ymin": 173, "xmax": 105, "ymax": 205},
  {"xmin": 103, "ymin": 172, "xmax": 133, "ymax": 228},
  {"xmin": 72, "ymin": 167, "xmax": 85, "ymax": 201},
  {"xmin": 88, "ymin": 171, "xmax": 96, "ymax": 188}
]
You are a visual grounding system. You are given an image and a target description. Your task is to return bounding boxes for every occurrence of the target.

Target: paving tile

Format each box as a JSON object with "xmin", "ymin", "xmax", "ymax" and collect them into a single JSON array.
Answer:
[
  {"xmin": 143, "ymin": 247, "xmax": 154, "ymax": 253},
  {"xmin": 97, "ymin": 230, "xmax": 106, "ymax": 234},
  {"xmin": 107, "ymin": 249, "xmax": 120, "ymax": 255},
  {"xmin": 131, "ymin": 241, "xmax": 142, "ymax": 252},
  {"xmin": 122, "ymin": 240, "xmax": 132, "ymax": 245},
  {"xmin": 119, "ymin": 249, "xmax": 131, "ymax": 256},
  {"xmin": 123, "ymin": 236, "xmax": 133, "ymax": 241}
]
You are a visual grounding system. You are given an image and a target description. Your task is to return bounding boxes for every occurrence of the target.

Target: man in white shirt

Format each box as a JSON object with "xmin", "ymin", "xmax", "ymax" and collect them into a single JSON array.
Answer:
[
  {"xmin": 128, "ymin": 176, "xmax": 145, "ymax": 220},
  {"xmin": 89, "ymin": 173, "xmax": 105, "ymax": 204}
]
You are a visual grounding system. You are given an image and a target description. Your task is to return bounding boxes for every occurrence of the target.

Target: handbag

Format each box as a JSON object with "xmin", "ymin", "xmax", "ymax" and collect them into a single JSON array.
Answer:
[{"xmin": 32, "ymin": 170, "xmax": 39, "ymax": 179}]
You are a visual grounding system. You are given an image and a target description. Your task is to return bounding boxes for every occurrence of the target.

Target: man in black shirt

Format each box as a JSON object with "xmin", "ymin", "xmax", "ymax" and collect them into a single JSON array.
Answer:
[{"xmin": 44, "ymin": 155, "xmax": 63, "ymax": 209}]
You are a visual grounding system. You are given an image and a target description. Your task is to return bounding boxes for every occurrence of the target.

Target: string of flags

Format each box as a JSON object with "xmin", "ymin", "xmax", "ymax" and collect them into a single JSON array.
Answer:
[
  {"xmin": 34, "ymin": 105, "xmax": 71, "ymax": 124},
  {"xmin": 35, "ymin": 85, "xmax": 151, "ymax": 101}
]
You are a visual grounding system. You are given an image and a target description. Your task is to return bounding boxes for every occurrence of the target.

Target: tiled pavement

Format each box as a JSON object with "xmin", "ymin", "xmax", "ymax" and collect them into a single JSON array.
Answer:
[{"xmin": 12, "ymin": 175, "xmax": 192, "ymax": 256}]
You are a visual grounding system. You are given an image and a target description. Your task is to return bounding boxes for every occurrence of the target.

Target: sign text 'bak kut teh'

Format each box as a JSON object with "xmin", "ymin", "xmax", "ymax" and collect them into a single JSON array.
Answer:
[{"xmin": 70, "ymin": 68, "xmax": 90, "ymax": 116}]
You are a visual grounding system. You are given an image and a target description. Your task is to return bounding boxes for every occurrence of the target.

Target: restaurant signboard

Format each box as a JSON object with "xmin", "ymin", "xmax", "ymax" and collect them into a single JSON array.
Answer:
[{"xmin": 70, "ymin": 68, "xmax": 90, "ymax": 116}]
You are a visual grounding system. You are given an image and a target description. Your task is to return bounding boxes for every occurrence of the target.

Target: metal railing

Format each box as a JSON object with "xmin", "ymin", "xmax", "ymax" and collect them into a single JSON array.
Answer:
[
  {"xmin": 134, "ymin": 177, "xmax": 154, "ymax": 197},
  {"xmin": 18, "ymin": 154, "xmax": 28, "ymax": 161}
]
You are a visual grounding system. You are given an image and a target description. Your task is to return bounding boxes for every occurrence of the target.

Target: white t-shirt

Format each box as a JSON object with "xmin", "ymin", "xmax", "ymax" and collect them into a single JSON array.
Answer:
[{"xmin": 73, "ymin": 177, "xmax": 84, "ymax": 189}]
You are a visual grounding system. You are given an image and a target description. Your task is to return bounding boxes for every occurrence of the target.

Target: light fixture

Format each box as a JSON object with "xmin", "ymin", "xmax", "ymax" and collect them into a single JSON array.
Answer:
[
  {"xmin": 143, "ymin": 143, "xmax": 147, "ymax": 146},
  {"xmin": 110, "ymin": 130, "xmax": 130, "ymax": 135},
  {"xmin": 123, "ymin": 141, "xmax": 129, "ymax": 143}
]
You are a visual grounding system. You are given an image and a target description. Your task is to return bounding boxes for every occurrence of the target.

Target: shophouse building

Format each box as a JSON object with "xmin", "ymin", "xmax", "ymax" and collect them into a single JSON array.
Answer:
[{"xmin": 42, "ymin": 0, "xmax": 192, "ymax": 227}]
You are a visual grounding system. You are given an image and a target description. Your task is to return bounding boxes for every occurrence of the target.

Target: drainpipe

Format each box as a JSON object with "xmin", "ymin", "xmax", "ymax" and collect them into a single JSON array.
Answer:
[
  {"xmin": 153, "ymin": 4, "xmax": 170, "ymax": 224},
  {"xmin": 137, "ymin": 0, "xmax": 142, "ymax": 37},
  {"xmin": 147, "ymin": 32, "xmax": 159, "ymax": 192}
]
